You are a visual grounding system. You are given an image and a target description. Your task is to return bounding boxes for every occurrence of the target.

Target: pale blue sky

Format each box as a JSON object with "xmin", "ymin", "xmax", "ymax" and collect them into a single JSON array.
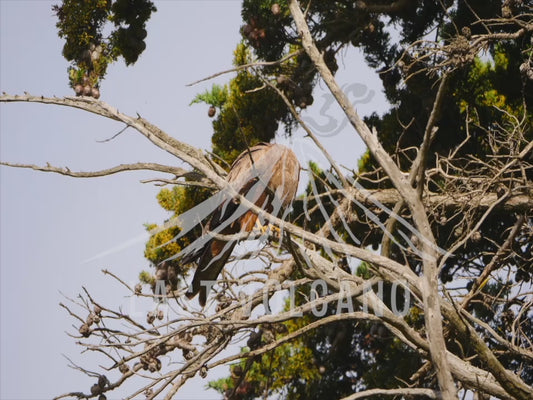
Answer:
[{"xmin": 0, "ymin": 1, "xmax": 386, "ymax": 399}]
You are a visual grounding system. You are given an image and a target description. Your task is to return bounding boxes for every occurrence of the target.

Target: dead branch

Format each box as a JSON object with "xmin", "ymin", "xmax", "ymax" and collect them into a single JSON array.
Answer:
[
  {"xmin": 0, "ymin": 161, "xmax": 189, "ymax": 179},
  {"xmin": 288, "ymin": 2, "xmax": 456, "ymax": 397},
  {"xmin": 340, "ymin": 387, "xmax": 438, "ymax": 400}
]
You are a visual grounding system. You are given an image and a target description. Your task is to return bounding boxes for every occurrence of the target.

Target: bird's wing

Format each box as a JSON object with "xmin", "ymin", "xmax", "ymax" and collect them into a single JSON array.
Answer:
[{"xmin": 186, "ymin": 143, "xmax": 300, "ymax": 305}]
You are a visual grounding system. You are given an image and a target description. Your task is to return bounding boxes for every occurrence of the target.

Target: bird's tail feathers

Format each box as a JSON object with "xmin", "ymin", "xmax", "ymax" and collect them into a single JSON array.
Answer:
[{"xmin": 185, "ymin": 239, "xmax": 237, "ymax": 306}]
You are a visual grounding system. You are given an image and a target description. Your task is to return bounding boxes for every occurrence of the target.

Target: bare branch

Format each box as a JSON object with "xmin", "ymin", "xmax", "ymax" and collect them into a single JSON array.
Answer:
[
  {"xmin": 186, "ymin": 49, "xmax": 303, "ymax": 87},
  {"xmin": 461, "ymin": 215, "xmax": 526, "ymax": 309},
  {"xmin": 0, "ymin": 94, "xmax": 226, "ymax": 180},
  {"xmin": 0, "ymin": 161, "xmax": 189, "ymax": 179},
  {"xmin": 288, "ymin": 2, "xmax": 457, "ymax": 397},
  {"xmin": 340, "ymin": 388, "xmax": 438, "ymax": 400}
]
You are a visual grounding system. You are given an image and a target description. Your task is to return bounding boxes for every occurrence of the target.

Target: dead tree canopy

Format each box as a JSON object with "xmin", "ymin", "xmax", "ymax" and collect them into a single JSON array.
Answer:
[{"xmin": 1, "ymin": 1, "xmax": 532, "ymax": 400}]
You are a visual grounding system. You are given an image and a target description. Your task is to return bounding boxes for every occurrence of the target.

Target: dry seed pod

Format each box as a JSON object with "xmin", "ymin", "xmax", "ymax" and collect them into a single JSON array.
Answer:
[
  {"xmin": 98, "ymin": 375, "xmax": 107, "ymax": 389},
  {"xmin": 148, "ymin": 361, "xmax": 158, "ymax": 372},
  {"xmin": 182, "ymin": 349, "xmax": 194, "ymax": 360},
  {"xmin": 90, "ymin": 383, "xmax": 102, "ymax": 395},
  {"xmin": 247, "ymin": 329, "xmax": 262, "ymax": 350},
  {"xmin": 79, "ymin": 323, "xmax": 91, "ymax": 337},
  {"xmin": 119, "ymin": 363, "xmax": 129, "ymax": 374},
  {"xmin": 262, "ymin": 329, "xmax": 275, "ymax": 344},
  {"xmin": 91, "ymin": 87, "xmax": 100, "ymax": 99},
  {"xmin": 135, "ymin": 283, "xmax": 142, "ymax": 295},
  {"xmin": 471, "ymin": 231, "xmax": 482, "ymax": 243},
  {"xmin": 146, "ymin": 311, "xmax": 156, "ymax": 324}
]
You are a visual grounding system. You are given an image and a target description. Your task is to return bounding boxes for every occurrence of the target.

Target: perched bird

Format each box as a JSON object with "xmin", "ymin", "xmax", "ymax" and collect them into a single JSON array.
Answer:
[{"xmin": 184, "ymin": 142, "xmax": 300, "ymax": 306}]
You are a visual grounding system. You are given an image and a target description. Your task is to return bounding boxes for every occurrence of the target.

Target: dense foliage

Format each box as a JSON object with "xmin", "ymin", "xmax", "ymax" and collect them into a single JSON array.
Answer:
[{"xmin": 53, "ymin": 0, "xmax": 156, "ymax": 97}]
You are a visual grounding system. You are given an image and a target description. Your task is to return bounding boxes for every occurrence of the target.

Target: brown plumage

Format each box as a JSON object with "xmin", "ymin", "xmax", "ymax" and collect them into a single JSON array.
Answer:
[{"xmin": 185, "ymin": 143, "xmax": 300, "ymax": 305}]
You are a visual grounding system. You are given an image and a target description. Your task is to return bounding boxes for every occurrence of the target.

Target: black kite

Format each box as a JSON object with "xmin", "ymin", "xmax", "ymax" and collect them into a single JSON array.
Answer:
[{"xmin": 184, "ymin": 143, "xmax": 300, "ymax": 305}]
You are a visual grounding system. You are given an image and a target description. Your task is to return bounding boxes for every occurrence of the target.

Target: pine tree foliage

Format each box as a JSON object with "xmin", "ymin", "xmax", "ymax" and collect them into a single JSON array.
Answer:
[{"xmin": 53, "ymin": 0, "xmax": 156, "ymax": 97}]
